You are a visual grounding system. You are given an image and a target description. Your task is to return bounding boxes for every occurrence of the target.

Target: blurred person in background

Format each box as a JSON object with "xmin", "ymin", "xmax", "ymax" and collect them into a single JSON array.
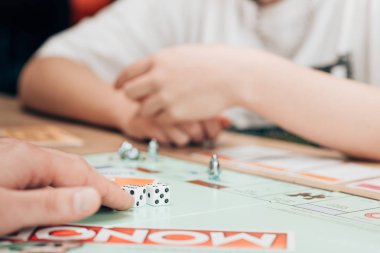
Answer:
[{"xmin": 19, "ymin": 0, "xmax": 380, "ymax": 160}]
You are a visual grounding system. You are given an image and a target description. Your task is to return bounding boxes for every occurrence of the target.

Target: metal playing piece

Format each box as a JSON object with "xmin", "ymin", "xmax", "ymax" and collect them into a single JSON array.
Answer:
[
  {"xmin": 127, "ymin": 147, "xmax": 140, "ymax": 160},
  {"xmin": 118, "ymin": 141, "xmax": 133, "ymax": 159},
  {"xmin": 148, "ymin": 139, "xmax": 159, "ymax": 161},
  {"xmin": 208, "ymin": 154, "xmax": 221, "ymax": 181}
]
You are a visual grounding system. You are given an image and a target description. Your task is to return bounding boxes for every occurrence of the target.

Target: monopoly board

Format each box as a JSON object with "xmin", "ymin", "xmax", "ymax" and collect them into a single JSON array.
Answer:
[{"xmin": 2, "ymin": 149, "xmax": 380, "ymax": 253}]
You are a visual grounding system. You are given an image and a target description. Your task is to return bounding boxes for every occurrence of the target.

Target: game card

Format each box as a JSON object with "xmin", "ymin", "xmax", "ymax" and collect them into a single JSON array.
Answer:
[
  {"xmin": 295, "ymin": 163, "xmax": 380, "ymax": 184},
  {"xmin": 346, "ymin": 178, "xmax": 380, "ymax": 193},
  {"xmin": 0, "ymin": 125, "xmax": 83, "ymax": 147},
  {"xmin": 253, "ymin": 155, "xmax": 342, "ymax": 172},
  {"xmin": 198, "ymin": 145, "xmax": 292, "ymax": 162}
]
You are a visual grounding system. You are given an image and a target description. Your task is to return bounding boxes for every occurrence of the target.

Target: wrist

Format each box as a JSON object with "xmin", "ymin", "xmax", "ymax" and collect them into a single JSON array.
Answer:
[
  {"xmin": 230, "ymin": 49, "xmax": 261, "ymax": 109},
  {"xmin": 106, "ymin": 90, "xmax": 139, "ymax": 130},
  {"xmin": 234, "ymin": 49, "xmax": 275, "ymax": 110}
]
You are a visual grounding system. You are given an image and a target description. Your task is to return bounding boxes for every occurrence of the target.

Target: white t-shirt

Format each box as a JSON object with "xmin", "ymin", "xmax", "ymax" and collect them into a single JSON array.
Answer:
[{"xmin": 37, "ymin": 0, "xmax": 380, "ymax": 129}]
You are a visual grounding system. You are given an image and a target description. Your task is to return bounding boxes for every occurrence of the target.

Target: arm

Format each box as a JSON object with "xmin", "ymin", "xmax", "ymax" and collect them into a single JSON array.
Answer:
[
  {"xmin": 117, "ymin": 45, "xmax": 380, "ymax": 160},
  {"xmin": 19, "ymin": 56, "xmax": 136, "ymax": 130},
  {"xmin": 239, "ymin": 50, "xmax": 380, "ymax": 160}
]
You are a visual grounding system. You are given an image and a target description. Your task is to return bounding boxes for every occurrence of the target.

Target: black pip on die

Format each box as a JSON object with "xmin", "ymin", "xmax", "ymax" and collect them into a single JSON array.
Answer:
[
  {"xmin": 147, "ymin": 183, "xmax": 171, "ymax": 206},
  {"xmin": 122, "ymin": 185, "xmax": 146, "ymax": 207}
]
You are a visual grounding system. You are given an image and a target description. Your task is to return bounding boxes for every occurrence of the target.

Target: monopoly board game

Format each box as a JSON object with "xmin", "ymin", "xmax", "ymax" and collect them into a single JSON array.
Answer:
[{"xmin": 2, "ymin": 149, "xmax": 380, "ymax": 253}]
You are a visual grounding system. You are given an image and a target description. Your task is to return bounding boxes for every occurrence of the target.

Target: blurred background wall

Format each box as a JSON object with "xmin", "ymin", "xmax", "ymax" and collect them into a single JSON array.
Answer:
[{"xmin": 0, "ymin": 0, "xmax": 112, "ymax": 96}]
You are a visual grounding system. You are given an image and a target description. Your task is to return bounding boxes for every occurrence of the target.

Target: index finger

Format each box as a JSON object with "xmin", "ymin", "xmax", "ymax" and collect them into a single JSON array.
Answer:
[
  {"xmin": 42, "ymin": 148, "xmax": 133, "ymax": 210},
  {"xmin": 115, "ymin": 57, "xmax": 154, "ymax": 89}
]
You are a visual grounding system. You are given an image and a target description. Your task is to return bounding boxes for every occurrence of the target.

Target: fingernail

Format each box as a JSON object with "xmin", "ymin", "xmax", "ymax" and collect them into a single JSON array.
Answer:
[{"xmin": 74, "ymin": 188, "xmax": 99, "ymax": 214}]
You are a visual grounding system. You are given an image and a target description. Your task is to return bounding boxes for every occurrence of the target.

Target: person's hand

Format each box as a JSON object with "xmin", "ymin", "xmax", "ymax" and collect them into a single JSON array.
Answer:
[
  {"xmin": 0, "ymin": 138, "xmax": 133, "ymax": 236},
  {"xmin": 115, "ymin": 45, "xmax": 254, "ymax": 124},
  {"xmin": 118, "ymin": 107, "xmax": 223, "ymax": 146}
]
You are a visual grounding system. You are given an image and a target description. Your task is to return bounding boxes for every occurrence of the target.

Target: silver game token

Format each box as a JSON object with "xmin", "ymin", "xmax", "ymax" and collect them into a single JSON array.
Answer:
[
  {"xmin": 208, "ymin": 154, "xmax": 221, "ymax": 181},
  {"xmin": 127, "ymin": 147, "xmax": 140, "ymax": 160},
  {"xmin": 148, "ymin": 139, "xmax": 159, "ymax": 161},
  {"xmin": 118, "ymin": 141, "xmax": 133, "ymax": 159}
]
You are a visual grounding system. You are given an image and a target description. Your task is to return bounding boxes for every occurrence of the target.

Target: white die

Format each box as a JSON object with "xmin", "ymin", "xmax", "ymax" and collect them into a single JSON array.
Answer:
[
  {"xmin": 146, "ymin": 183, "xmax": 171, "ymax": 206},
  {"xmin": 122, "ymin": 185, "xmax": 147, "ymax": 207}
]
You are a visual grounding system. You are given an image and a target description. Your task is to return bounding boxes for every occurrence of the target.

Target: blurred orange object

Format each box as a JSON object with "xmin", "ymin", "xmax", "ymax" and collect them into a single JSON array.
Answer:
[
  {"xmin": 114, "ymin": 177, "xmax": 156, "ymax": 187},
  {"xmin": 70, "ymin": 0, "xmax": 113, "ymax": 24}
]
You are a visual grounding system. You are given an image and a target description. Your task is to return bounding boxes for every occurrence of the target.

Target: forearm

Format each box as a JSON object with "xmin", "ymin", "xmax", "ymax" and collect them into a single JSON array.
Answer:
[
  {"xmin": 239, "ymin": 50, "xmax": 380, "ymax": 160},
  {"xmin": 19, "ymin": 57, "xmax": 137, "ymax": 129}
]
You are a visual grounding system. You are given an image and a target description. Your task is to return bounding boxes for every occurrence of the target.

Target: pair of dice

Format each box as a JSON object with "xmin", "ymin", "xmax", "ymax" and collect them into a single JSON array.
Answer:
[{"xmin": 122, "ymin": 183, "xmax": 170, "ymax": 207}]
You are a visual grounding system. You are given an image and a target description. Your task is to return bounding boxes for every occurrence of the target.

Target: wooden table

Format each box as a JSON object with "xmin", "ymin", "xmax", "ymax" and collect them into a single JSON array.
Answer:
[
  {"xmin": 0, "ymin": 94, "xmax": 340, "ymax": 158},
  {"xmin": 0, "ymin": 94, "xmax": 134, "ymax": 154}
]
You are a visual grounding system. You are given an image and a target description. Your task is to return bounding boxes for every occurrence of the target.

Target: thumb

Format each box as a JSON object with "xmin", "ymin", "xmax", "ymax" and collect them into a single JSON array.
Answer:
[{"xmin": 0, "ymin": 187, "xmax": 101, "ymax": 235}]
